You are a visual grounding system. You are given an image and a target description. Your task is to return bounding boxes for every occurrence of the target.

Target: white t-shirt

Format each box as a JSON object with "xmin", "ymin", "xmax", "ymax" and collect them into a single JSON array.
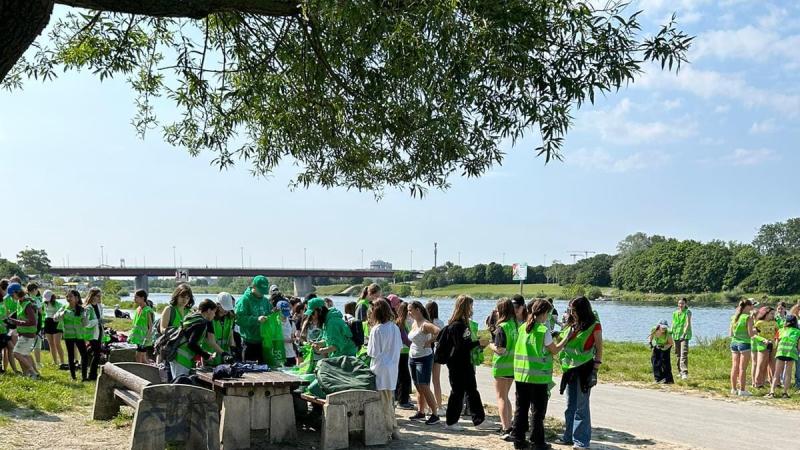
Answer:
[
  {"xmin": 367, "ymin": 322, "xmax": 402, "ymax": 390},
  {"xmin": 282, "ymin": 319, "xmax": 296, "ymax": 358}
]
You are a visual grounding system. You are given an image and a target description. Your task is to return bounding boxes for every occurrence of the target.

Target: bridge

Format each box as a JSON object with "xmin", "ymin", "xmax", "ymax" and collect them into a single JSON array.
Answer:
[{"xmin": 48, "ymin": 266, "xmax": 399, "ymax": 297}]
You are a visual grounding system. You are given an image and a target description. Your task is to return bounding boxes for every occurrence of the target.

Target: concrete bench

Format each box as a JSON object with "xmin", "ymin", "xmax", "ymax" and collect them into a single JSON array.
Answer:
[
  {"xmin": 92, "ymin": 362, "xmax": 220, "ymax": 450},
  {"xmin": 300, "ymin": 389, "xmax": 389, "ymax": 450}
]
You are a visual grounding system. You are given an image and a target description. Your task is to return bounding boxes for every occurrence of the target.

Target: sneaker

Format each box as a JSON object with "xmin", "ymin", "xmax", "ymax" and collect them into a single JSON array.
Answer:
[
  {"xmin": 445, "ymin": 423, "xmax": 465, "ymax": 431},
  {"xmin": 730, "ymin": 388, "xmax": 737, "ymax": 395},
  {"xmin": 782, "ymin": 393, "xmax": 791, "ymax": 399},
  {"xmin": 409, "ymin": 412, "xmax": 426, "ymax": 421},
  {"xmin": 424, "ymin": 415, "xmax": 441, "ymax": 425},
  {"xmin": 29, "ymin": 373, "xmax": 40, "ymax": 380},
  {"xmin": 58, "ymin": 364, "xmax": 70, "ymax": 371},
  {"xmin": 554, "ymin": 437, "xmax": 574, "ymax": 446},
  {"xmin": 680, "ymin": 373, "xmax": 688, "ymax": 380},
  {"xmin": 398, "ymin": 402, "xmax": 415, "ymax": 410},
  {"xmin": 502, "ymin": 432, "xmax": 515, "ymax": 442},
  {"xmin": 738, "ymin": 390, "xmax": 752, "ymax": 397},
  {"xmin": 765, "ymin": 392, "xmax": 774, "ymax": 398}
]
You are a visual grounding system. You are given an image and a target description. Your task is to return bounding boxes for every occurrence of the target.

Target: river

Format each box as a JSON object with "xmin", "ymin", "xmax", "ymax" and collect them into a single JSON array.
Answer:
[{"xmin": 126, "ymin": 293, "xmax": 732, "ymax": 343}]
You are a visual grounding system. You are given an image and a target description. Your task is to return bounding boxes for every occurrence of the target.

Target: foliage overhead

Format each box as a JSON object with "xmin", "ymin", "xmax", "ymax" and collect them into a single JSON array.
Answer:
[
  {"xmin": 4, "ymin": 0, "xmax": 692, "ymax": 195},
  {"xmin": 16, "ymin": 248, "xmax": 52, "ymax": 275}
]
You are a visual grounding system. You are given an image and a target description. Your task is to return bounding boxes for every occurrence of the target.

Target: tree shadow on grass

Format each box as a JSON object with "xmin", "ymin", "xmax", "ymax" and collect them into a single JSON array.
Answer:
[{"xmin": 593, "ymin": 427, "xmax": 656, "ymax": 446}]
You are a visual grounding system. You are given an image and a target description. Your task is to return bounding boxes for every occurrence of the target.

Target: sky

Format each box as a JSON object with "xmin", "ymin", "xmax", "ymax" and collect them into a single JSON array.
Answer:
[{"xmin": 1, "ymin": 0, "xmax": 799, "ymax": 272}]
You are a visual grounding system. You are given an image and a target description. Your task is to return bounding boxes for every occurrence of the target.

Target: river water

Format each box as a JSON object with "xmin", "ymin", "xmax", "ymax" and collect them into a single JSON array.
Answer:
[{"xmin": 128, "ymin": 293, "xmax": 733, "ymax": 343}]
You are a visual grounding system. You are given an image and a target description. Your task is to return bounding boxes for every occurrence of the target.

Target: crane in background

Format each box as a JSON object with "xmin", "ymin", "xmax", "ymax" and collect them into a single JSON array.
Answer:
[{"xmin": 568, "ymin": 250, "xmax": 596, "ymax": 263}]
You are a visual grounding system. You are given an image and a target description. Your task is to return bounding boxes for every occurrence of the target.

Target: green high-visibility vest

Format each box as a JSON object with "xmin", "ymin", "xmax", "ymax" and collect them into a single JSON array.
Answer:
[
  {"xmin": 174, "ymin": 314, "xmax": 209, "ymax": 369},
  {"xmin": 357, "ymin": 299, "xmax": 371, "ymax": 342},
  {"xmin": 492, "ymin": 320, "xmax": 517, "ymax": 377},
  {"xmin": 16, "ymin": 300, "xmax": 37, "ymax": 334},
  {"xmin": 128, "ymin": 306, "xmax": 154, "ymax": 346},
  {"xmin": 204, "ymin": 315, "xmax": 235, "ymax": 366},
  {"xmin": 753, "ymin": 319, "xmax": 777, "ymax": 353},
  {"xmin": 730, "ymin": 314, "xmax": 750, "ymax": 344},
  {"xmin": 513, "ymin": 322, "xmax": 553, "ymax": 384},
  {"xmin": 0, "ymin": 302, "xmax": 7, "ymax": 334},
  {"xmin": 671, "ymin": 309, "xmax": 692, "ymax": 341},
  {"xmin": 559, "ymin": 322, "xmax": 597, "ymax": 371},
  {"xmin": 776, "ymin": 327, "xmax": 800, "ymax": 361},
  {"xmin": 61, "ymin": 306, "xmax": 85, "ymax": 340},
  {"xmin": 651, "ymin": 327, "xmax": 670, "ymax": 349},
  {"xmin": 169, "ymin": 306, "xmax": 187, "ymax": 328}
]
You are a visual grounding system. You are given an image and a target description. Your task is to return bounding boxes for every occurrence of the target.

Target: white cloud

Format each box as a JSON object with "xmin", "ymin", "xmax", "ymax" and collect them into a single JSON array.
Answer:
[
  {"xmin": 637, "ymin": 67, "xmax": 800, "ymax": 115},
  {"xmin": 714, "ymin": 104, "xmax": 731, "ymax": 113},
  {"xmin": 663, "ymin": 99, "xmax": 682, "ymax": 110},
  {"xmin": 749, "ymin": 119, "xmax": 778, "ymax": 134},
  {"xmin": 569, "ymin": 149, "xmax": 670, "ymax": 173},
  {"xmin": 724, "ymin": 148, "xmax": 778, "ymax": 166},
  {"xmin": 694, "ymin": 25, "xmax": 800, "ymax": 66},
  {"xmin": 582, "ymin": 98, "xmax": 697, "ymax": 145}
]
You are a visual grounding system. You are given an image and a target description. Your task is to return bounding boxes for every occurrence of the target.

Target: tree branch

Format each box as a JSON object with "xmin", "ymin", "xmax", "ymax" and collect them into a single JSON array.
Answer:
[
  {"xmin": 54, "ymin": 0, "xmax": 299, "ymax": 19},
  {"xmin": 0, "ymin": 0, "xmax": 54, "ymax": 81}
]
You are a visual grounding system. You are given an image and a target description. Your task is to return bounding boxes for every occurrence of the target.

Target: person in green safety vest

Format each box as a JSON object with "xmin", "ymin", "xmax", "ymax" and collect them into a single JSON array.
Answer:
[
  {"xmin": 202, "ymin": 292, "xmax": 237, "ymax": 367},
  {"xmin": 54, "ymin": 289, "xmax": 90, "ymax": 381},
  {"xmin": 729, "ymin": 299, "xmax": 755, "ymax": 397},
  {"xmin": 0, "ymin": 280, "xmax": 19, "ymax": 373},
  {"xmin": 83, "ymin": 287, "xmax": 104, "ymax": 381},
  {"xmin": 234, "ymin": 275, "xmax": 273, "ymax": 364},
  {"xmin": 768, "ymin": 314, "xmax": 800, "ymax": 398},
  {"xmin": 487, "ymin": 298, "xmax": 518, "ymax": 440},
  {"xmin": 7, "ymin": 283, "xmax": 40, "ymax": 379},
  {"xmin": 648, "ymin": 320, "xmax": 674, "ymax": 384},
  {"xmin": 159, "ymin": 283, "xmax": 194, "ymax": 334},
  {"xmin": 753, "ymin": 306, "xmax": 777, "ymax": 389},
  {"xmin": 512, "ymin": 298, "xmax": 569, "ymax": 450},
  {"xmin": 671, "ymin": 297, "xmax": 692, "ymax": 380},
  {"xmin": 42, "ymin": 290, "xmax": 66, "ymax": 369},
  {"xmin": 168, "ymin": 299, "xmax": 219, "ymax": 378},
  {"xmin": 555, "ymin": 296, "xmax": 603, "ymax": 449},
  {"xmin": 128, "ymin": 290, "xmax": 156, "ymax": 364},
  {"xmin": 775, "ymin": 301, "xmax": 788, "ymax": 328}
]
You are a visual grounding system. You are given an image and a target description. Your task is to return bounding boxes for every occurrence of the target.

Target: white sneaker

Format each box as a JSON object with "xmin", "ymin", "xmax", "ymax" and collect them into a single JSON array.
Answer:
[
  {"xmin": 738, "ymin": 390, "xmax": 752, "ymax": 397},
  {"xmin": 680, "ymin": 373, "xmax": 688, "ymax": 380},
  {"xmin": 445, "ymin": 423, "xmax": 465, "ymax": 431},
  {"xmin": 730, "ymin": 388, "xmax": 737, "ymax": 395}
]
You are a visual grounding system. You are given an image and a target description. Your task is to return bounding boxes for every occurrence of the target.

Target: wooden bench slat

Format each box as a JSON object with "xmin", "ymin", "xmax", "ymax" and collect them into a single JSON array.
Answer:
[{"xmin": 300, "ymin": 393, "xmax": 326, "ymax": 406}]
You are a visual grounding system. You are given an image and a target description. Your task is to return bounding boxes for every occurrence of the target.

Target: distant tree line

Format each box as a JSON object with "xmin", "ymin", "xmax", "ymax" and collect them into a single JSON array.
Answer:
[{"xmin": 418, "ymin": 217, "xmax": 800, "ymax": 296}]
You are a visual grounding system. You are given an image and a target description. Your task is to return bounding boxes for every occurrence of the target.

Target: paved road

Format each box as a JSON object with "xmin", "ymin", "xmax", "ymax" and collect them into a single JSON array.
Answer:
[{"xmin": 439, "ymin": 365, "xmax": 800, "ymax": 450}]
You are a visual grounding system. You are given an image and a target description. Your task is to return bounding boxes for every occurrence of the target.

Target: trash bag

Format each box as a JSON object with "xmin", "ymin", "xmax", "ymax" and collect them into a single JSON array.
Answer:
[
  {"xmin": 260, "ymin": 311, "xmax": 284, "ymax": 367},
  {"xmin": 306, "ymin": 356, "xmax": 376, "ymax": 399}
]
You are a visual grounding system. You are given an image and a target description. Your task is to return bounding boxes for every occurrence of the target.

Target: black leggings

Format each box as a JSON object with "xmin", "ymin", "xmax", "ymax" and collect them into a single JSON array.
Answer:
[
  {"xmin": 513, "ymin": 382, "xmax": 549, "ymax": 449},
  {"xmin": 651, "ymin": 347, "xmax": 674, "ymax": 383},
  {"xmin": 64, "ymin": 339, "xmax": 88, "ymax": 381},
  {"xmin": 87, "ymin": 339, "xmax": 101, "ymax": 380},
  {"xmin": 395, "ymin": 352, "xmax": 411, "ymax": 404}
]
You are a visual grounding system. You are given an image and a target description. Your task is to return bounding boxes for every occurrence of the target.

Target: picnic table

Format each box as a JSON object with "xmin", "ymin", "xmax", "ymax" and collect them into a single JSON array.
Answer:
[{"xmin": 195, "ymin": 369, "xmax": 304, "ymax": 450}]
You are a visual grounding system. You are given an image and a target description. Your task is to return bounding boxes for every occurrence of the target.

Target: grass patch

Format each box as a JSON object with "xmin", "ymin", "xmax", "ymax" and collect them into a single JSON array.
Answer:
[
  {"xmin": 104, "ymin": 317, "xmax": 133, "ymax": 332},
  {"xmin": 420, "ymin": 283, "xmax": 580, "ymax": 300},
  {"xmin": 314, "ymin": 284, "xmax": 352, "ymax": 296},
  {"xmin": 0, "ymin": 358, "xmax": 95, "ymax": 421}
]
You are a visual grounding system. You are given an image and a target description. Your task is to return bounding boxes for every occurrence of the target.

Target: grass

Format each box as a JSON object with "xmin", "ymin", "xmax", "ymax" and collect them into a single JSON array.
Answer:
[
  {"xmin": 314, "ymin": 284, "xmax": 352, "ymax": 296},
  {"xmin": 0, "ymin": 358, "xmax": 95, "ymax": 421},
  {"xmin": 104, "ymin": 317, "xmax": 133, "ymax": 332}
]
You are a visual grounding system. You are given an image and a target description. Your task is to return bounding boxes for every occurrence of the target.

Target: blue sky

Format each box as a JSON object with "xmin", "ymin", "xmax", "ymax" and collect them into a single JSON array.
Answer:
[{"xmin": 0, "ymin": 0, "xmax": 798, "ymax": 271}]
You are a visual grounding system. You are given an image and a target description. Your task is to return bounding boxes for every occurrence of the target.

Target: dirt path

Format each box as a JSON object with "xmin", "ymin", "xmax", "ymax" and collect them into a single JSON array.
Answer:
[{"xmin": 440, "ymin": 365, "xmax": 800, "ymax": 450}]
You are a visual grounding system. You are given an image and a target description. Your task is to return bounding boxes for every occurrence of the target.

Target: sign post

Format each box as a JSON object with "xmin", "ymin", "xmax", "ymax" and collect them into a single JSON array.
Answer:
[{"xmin": 512, "ymin": 263, "xmax": 528, "ymax": 295}]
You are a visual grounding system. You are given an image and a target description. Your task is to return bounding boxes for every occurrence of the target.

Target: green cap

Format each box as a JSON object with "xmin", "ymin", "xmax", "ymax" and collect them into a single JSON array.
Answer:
[
  {"xmin": 251, "ymin": 275, "xmax": 270, "ymax": 296},
  {"xmin": 304, "ymin": 297, "xmax": 326, "ymax": 316}
]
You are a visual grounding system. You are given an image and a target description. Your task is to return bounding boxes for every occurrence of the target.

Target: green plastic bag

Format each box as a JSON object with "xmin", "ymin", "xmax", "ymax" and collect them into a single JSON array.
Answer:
[{"xmin": 260, "ymin": 311, "xmax": 284, "ymax": 367}]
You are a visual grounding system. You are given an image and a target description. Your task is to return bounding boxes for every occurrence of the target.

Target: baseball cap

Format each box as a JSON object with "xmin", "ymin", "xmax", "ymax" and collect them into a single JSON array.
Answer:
[
  {"xmin": 270, "ymin": 284, "xmax": 280, "ymax": 294},
  {"xmin": 251, "ymin": 275, "xmax": 270, "ymax": 296},
  {"xmin": 304, "ymin": 297, "xmax": 326, "ymax": 316},
  {"xmin": 43, "ymin": 290, "xmax": 55, "ymax": 302},
  {"xmin": 657, "ymin": 319, "xmax": 669, "ymax": 329},
  {"xmin": 511, "ymin": 296, "xmax": 525, "ymax": 307},
  {"xmin": 216, "ymin": 292, "xmax": 234, "ymax": 311},
  {"xmin": 6, "ymin": 283, "xmax": 23, "ymax": 296},
  {"xmin": 277, "ymin": 300, "xmax": 291, "ymax": 317},
  {"xmin": 386, "ymin": 294, "xmax": 402, "ymax": 310}
]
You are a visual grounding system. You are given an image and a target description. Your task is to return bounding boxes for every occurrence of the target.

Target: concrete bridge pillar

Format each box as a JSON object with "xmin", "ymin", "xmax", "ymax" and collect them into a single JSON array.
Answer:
[
  {"xmin": 293, "ymin": 276, "xmax": 314, "ymax": 298},
  {"xmin": 134, "ymin": 275, "xmax": 149, "ymax": 293}
]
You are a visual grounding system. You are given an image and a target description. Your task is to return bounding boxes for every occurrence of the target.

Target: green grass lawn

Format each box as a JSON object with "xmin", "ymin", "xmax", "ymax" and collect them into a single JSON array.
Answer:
[
  {"xmin": 0, "ymin": 358, "xmax": 95, "ymax": 419},
  {"xmin": 314, "ymin": 284, "xmax": 352, "ymax": 296}
]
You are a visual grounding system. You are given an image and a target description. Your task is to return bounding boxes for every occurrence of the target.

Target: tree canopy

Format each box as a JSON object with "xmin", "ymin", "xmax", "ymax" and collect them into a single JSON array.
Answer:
[
  {"xmin": 2, "ymin": 0, "xmax": 691, "ymax": 195},
  {"xmin": 16, "ymin": 248, "xmax": 52, "ymax": 276}
]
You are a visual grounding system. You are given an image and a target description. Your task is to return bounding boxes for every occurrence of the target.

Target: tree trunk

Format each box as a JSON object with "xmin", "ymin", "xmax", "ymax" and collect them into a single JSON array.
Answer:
[{"xmin": 0, "ymin": 0, "xmax": 54, "ymax": 82}]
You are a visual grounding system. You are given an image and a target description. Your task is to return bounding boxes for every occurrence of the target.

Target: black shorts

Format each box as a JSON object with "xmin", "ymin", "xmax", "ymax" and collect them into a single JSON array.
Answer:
[
  {"xmin": 136, "ymin": 345, "xmax": 154, "ymax": 353},
  {"xmin": 44, "ymin": 318, "xmax": 62, "ymax": 335},
  {"xmin": 0, "ymin": 333, "xmax": 9, "ymax": 348},
  {"xmin": 777, "ymin": 356, "xmax": 796, "ymax": 362}
]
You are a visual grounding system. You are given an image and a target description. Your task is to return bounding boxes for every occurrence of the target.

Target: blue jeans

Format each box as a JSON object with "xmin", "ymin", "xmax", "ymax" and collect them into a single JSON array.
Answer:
[
  {"xmin": 795, "ymin": 362, "xmax": 800, "ymax": 389},
  {"xmin": 563, "ymin": 375, "xmax": 592, "ymax": 448}
]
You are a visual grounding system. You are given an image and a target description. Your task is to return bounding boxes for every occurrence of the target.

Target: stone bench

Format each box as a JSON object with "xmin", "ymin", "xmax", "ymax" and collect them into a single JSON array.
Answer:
[
  {"xmin": 92, "ymin": 362, "xmax": 220, "ymax": 450},
  {"xmin": 300, "ymin": 389, "xmax": 389, "ymax": 450}
]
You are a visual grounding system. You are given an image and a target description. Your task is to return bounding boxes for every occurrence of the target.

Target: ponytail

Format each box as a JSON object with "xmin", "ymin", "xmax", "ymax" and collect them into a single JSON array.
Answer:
[{"xmin": 734, "ymin": 299, "xmax": 753, "ymax": 323}]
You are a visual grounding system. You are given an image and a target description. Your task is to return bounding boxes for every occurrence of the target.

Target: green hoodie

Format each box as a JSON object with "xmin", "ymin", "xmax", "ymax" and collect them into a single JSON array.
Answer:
[
  {"xmin": 234, "ymin": 287, "xmax": 272, "ymax": 343},
  {"xmin": 322, "ymin": 308, "xmax": 357, "ymax": 358}
]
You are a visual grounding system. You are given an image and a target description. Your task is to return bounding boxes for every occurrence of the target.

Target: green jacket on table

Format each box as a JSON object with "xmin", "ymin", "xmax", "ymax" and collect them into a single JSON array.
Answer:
[{"xmin": 234, "ymin": 287, "xmax": 272, "ymax": 344}]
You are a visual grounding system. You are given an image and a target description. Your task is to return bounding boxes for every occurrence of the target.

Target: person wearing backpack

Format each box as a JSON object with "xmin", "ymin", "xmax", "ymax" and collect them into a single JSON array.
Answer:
[{"xmin": 168, "ymin": 299, "xmax": 219, "ymax": 378}]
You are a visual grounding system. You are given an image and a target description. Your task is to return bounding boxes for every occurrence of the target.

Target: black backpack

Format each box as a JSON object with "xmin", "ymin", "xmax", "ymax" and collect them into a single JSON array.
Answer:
[
  {"xmin": 434, "ymin": 324, "xmax": 455, "ymax": 364},
  {"xmin": 348, "ymin": 320, "xmax": 365, "ymax": 348},
  {"xmin": 153, "ymin": 326, "xmax": 184, "ymax": 362}
]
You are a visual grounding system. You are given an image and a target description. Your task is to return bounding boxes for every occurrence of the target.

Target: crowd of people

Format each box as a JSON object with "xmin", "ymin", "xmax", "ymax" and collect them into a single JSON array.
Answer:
[{"xmin": 0, "ymin": 274, "xmax": 608, "ymax": 449}]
